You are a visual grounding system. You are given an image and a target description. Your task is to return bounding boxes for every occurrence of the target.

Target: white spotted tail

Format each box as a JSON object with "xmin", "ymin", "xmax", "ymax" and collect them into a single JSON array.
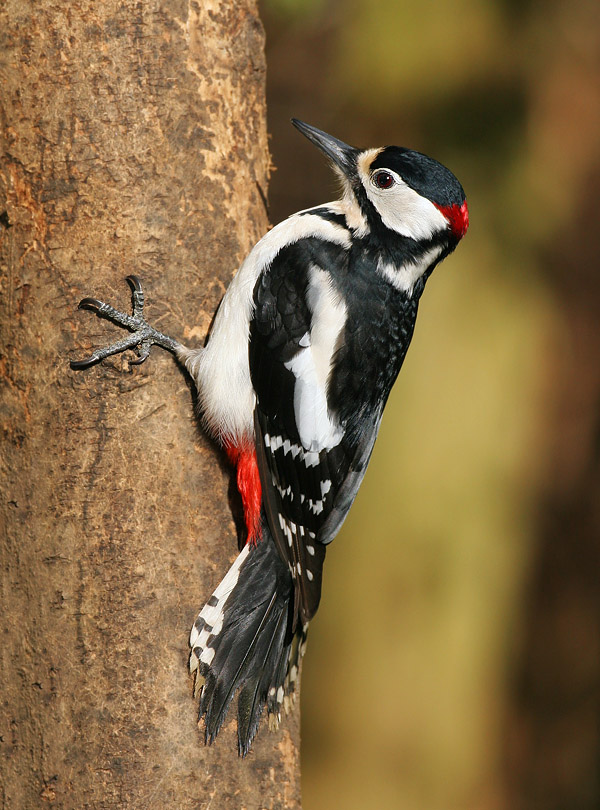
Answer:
[{"xmin": 189, "ymin": 526, "xmax": 306, "ymax": 756}]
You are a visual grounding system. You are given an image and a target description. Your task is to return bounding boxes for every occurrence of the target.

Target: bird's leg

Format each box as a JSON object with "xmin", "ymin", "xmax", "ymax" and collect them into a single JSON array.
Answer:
[{"xmin": 71, "ymin": 275, "xmax": 183, "ymax": 370}]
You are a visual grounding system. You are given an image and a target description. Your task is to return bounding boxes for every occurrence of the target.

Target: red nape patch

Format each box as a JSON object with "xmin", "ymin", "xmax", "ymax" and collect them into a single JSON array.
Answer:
[
  {"xmin": 225, "ymin": 443, "xmax": 263, "ymax": 545},
  {"xmin": 435, "ymin": 200, "xmax": 469, "ymax": 240}
]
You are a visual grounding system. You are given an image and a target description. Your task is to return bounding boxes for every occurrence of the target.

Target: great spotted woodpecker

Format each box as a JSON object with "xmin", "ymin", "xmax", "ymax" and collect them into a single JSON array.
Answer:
[{"xmin": 71, "ymin": 119, "xmax": 468, "ymax": 755}]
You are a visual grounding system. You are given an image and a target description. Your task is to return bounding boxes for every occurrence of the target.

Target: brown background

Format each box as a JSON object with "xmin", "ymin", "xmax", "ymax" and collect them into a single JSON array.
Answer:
[{"xmin": 261, "ymin": 0, "xmax": 600, "ymax": 808}]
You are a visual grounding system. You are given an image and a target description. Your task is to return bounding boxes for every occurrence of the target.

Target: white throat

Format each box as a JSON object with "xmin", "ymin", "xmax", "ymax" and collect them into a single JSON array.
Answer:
[{"xmin": 376, "ymin": 245, "xmax": 444, "ymax": 297}]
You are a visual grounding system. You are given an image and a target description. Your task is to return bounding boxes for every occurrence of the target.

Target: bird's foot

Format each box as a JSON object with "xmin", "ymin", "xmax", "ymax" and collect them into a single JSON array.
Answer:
[{"xmin": 70, "ymin": 275, "xmax": 181, "ymax": 370}]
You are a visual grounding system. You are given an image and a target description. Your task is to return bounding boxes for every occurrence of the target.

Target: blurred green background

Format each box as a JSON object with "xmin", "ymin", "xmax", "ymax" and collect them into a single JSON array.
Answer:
[{"xmin": 259, "ymin": 0, "xmax": 600, "ymax": 808}]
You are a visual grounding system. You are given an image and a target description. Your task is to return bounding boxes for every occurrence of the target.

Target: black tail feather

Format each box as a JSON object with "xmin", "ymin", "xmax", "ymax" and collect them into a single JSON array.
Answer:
[
  {"xmin": 236, "ymin": 594, "xmax": 291, "ymax": 755},
  {"xmin": 189, "ymin": 523, "xmax": 305, "ymax": 755},
  {"xmin": 200, "ymin": 590, "xmax": 278, "ymax": 743}
]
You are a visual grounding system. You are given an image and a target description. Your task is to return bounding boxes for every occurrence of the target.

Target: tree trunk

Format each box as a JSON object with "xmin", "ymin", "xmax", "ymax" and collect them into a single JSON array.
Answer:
[{"xmin": 0, "ymin": 1, "xmax": 301, "ymax": 808}]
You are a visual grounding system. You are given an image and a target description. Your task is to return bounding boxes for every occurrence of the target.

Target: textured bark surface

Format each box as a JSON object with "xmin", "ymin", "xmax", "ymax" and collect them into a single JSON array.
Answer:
[{"xmin": 0, "ymin": 1, "xmax": 301, "ymax": 808}]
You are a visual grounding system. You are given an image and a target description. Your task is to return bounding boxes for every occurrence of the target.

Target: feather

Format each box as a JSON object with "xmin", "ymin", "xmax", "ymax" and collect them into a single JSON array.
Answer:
[{"xmin": 190, "ymin": 526, "xmax": 295, "ymax": 750}]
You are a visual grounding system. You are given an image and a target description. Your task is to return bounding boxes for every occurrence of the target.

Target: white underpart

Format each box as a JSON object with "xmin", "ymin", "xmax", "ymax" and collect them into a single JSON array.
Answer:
[
  {"xmin": 360, "ymin": 160, "xmax": 448, "ymax": 241},
  {"xmin": 284, "ymin": 265, "xmax": 347, "ymax": 453},
  {"xmin": 377, "ymin": 244, "xmax": 444, "ymax": 296},
  {"xmin": 177, "ymin": 213, "xmax": 352, "ymax": 444},
  {"xmin": 189, "ymin": 543, "xmax": 251, "ymax": 670}
]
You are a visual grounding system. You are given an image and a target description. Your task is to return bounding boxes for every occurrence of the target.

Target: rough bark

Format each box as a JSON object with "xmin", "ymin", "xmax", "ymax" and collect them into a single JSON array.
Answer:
[{"xmin": 0, "ymin": 1, "xmax": 301, "ymax": 808}]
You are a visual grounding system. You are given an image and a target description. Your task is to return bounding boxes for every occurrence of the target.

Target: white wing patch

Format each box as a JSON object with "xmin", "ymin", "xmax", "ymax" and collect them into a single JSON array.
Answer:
[
  {"xmin": 180, "ymin": 213, "xmax": 351, "ymax": 446},
  {"xmin": 284, "ymin": 266, "xmax": 347, "ymax": 453}
]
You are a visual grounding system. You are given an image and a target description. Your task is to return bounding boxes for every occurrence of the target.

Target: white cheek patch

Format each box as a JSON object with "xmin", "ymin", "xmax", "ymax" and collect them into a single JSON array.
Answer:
[{"xmin": 362, "ymin": 168, "xmax": 449, "ymax": 241}]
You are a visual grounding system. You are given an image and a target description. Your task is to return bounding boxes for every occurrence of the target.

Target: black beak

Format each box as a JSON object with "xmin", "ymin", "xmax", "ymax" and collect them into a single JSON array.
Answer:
[{"xmin": 291, "ymin": 119, "xmax": 357, "ymax": 178}]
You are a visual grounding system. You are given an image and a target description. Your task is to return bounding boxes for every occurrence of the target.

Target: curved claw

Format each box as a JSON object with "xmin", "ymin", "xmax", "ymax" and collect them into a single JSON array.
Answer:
[
  {"xmin": 126, "ymin": 275, "xmax": 143, "ymax": 292},
  {"xmin": 127, "ymin": 275, "xmax": 145, "ymax": 319},
  {"xmin": 129, "ymin": 350, "xmax": 150, "ymax": 365},
  {"xmin": 78, "ymin": 297, "xmax": 104, "ymax": 312},
  {"xmin": 130, "ymin": 337, "xmax": 153, "ymax": 365},
  {"xmin": 71, "ymin": 276, "xmax": 180, "ymax": 372},
  {"xmin": 70, "ymin": 356, "xmax": 101, "ymax": 370}
]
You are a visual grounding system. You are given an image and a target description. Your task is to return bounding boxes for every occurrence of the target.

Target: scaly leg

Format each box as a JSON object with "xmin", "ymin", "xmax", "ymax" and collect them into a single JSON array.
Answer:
[{"xmin": 71, "ymin": 275, "xmax": 182, "ymax": 369}]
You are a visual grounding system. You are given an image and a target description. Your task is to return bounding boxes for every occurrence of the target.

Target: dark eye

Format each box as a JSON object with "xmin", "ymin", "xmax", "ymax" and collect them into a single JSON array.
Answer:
[{"xmin": 372, "ymin": 170, "xmax": 395, "ymax": 189}]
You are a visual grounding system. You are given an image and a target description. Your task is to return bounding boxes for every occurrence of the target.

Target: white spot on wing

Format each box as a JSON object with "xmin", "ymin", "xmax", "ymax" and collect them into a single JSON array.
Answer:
[
  {"xmin": 303, "ymin": 450, "xmax": 320, "ymax": 468},
  {"xmin": 278, "ymin": 513, "xmax": 294, "ymax": 547},
  {"xmin": 308, "ymin": 498, "xmax": 324, "ymax": 515},
  {"xmin": 268, "ymin": 434, "xmax": 284, "ymax": 452}
]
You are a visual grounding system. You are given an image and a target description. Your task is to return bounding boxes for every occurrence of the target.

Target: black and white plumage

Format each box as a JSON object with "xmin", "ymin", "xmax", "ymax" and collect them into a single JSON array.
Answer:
[{"xmin": 71, "ymin": 119, "xmax": 468, "ymax": 755}]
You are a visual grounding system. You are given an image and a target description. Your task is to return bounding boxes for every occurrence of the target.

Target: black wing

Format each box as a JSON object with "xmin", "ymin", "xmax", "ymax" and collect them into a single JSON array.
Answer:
[{"xmin": 249, "ymin": 236, "xmax": 381, "ymax": 623}]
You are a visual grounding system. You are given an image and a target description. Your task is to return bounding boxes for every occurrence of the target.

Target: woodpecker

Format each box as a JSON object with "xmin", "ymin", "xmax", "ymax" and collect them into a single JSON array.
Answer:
[{"xmin": 72, "ymin": 119, "xmax": 468, "ymax": 756}]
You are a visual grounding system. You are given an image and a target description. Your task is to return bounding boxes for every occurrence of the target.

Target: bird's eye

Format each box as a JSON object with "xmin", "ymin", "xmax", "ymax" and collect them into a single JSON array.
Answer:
[{"xmin": 372, "ymin": 170, "xmax": 395, "ymax": 189}]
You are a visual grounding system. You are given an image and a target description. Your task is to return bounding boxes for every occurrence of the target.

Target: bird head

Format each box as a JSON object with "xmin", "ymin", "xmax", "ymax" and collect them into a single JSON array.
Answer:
[{"xmin": 292, "ymin": 119, "xmax": 468, "ymax": 244}]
